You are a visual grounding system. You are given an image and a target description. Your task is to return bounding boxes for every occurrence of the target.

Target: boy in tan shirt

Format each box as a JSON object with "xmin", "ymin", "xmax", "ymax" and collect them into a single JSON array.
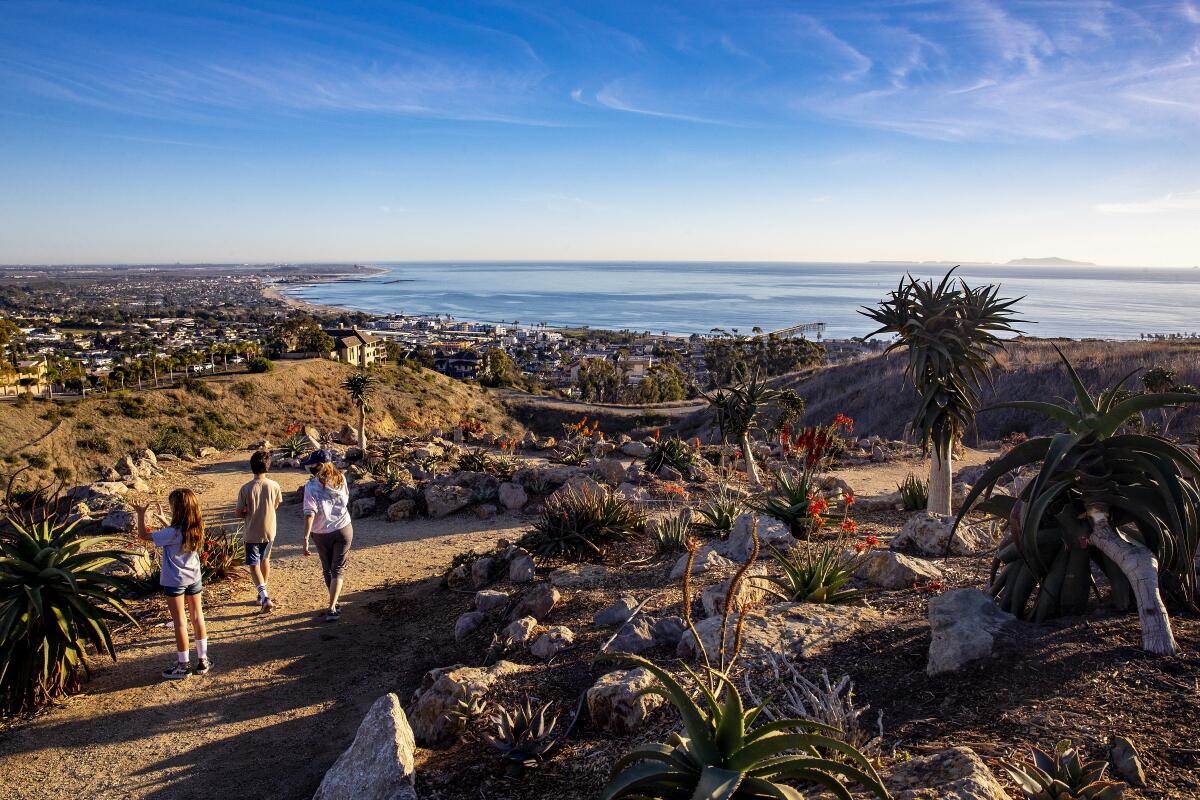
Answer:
[{"xmin": 237, "ymin": 450, "xmax": 283, "ymax": 611}]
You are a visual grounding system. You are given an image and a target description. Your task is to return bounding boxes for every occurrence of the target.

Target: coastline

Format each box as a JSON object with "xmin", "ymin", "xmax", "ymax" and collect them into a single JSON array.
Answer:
[{"xmin": 261, "ymin": 266, "xmax": 386, "ymax": 316}]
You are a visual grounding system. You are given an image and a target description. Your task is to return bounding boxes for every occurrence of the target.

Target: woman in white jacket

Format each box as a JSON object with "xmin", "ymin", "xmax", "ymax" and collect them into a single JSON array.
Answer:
[{"xmin": 300, "ymin": 451, "xmax": 353, "ymax": 622}]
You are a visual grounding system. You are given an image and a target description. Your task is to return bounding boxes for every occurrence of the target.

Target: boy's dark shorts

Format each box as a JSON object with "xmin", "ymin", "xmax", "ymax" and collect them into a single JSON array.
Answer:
[{"xmin": 245, "ymin": 540, "xmax": 273, "ymax": 567}]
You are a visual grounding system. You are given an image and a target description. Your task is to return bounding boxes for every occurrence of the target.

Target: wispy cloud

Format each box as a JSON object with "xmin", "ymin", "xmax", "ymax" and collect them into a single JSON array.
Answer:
[
  {"xmin": 1095, "ymin": 190, "xmax": 1200, "ymax": 215},
  {"xmin": 590, "ymin": 83, "xmax": 743, "ymax": 126}
]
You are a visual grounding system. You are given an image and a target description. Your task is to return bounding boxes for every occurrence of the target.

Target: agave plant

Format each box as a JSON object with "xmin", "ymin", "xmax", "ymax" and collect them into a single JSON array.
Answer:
[
  {"xmin": 762, "ymin": 543, "xmax": 866, "ymax": 605},
  {"xmin": 1002, "ymin": 740, "xmax": 1126, "ymax": 799},
  {"xmin": 645, "ymin": 436, "xmax": 697, "ymax": 475},
  {"xmin": 957, "ymin": 349, "xmax": 1200, "ymax": 655},
  {"xmin": 483, "ymin": 695, "xmax": 560, "ymax": 774},
  {"xmin": 458, "ymin": 447, "xmax": 497, "ymax": 474},
  {"xmin": 556, "ymin": 440, "xmax": 592, "ymax": 467},
  {"xmin": 279, "ymin": 434, "xmax": 313, "ymax": 459},
  {"xmin": 753, "ymin": 471, "xmax": 827, "ymax": 539},
  {"xmin": 519, "ymin": 486, "xmax": 645, "ymax": 561},
  {"xmin": 696, "ymin": 487, "xmax": 746, "ymax": 537},
  {"xmin": 897, "ymin": 474, "xmax": 928, "ymax": 512},
  {"xmin": 0, "ymin": 517, "xmax": 134, "ymax": 714},
  {"xmin": 649, "ymin": 512, "xmax": 692, "ymax": 555},
  {"xmin": 602, "ymin": 655, "xmax": 889, "ymax": 800}
]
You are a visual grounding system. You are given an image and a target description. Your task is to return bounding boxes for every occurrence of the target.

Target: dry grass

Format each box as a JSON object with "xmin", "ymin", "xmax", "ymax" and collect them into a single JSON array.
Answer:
[{"xmin": 0, "ymin": 359, "xmax": 521, "ymax": 483}]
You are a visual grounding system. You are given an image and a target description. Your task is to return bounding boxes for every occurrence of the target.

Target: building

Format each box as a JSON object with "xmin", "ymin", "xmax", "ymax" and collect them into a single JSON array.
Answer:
[
  {"xmin": 433, "ymin": 349, "xmax": 479, "ymax": 380},
  {"xmin": 323, "ymin": 328, "xmax": 388, "ymax": 367}
]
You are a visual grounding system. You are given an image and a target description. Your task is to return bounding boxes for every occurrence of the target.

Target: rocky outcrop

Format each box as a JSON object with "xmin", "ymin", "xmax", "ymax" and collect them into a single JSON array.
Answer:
[
  {"xmin": 927, "ymin": 589, "xmax": 1017, "ymax": 676},
  {"xmin": 881, "ymin": 746, "xmax": 1008, "ymax": 799},
  {"xmin": 313, "ymin": 693, "xmax": 417, "ymax": 800},
  {"xmin": 586, "ymin": 668, "xmax": 664, "ymax": 734},
  {"xmin": 409, "ymin": 661, "xmax": 519, "ymax": 745},
  {"xmin": 593, "ymin": 597, "xmax": 638, "ymax": 627},
  {"xmin": 474, "ymin": 590, "xmax": 509, "ymax": 612},
  {"xmin": 497, "ymin": 482, "xmax": 528, "ymax": 511},
  {"xmin": 858, "ymin": 550, "xmax": 944, "ymax": 589},
  {"xmin": 892, "ymin": 514, "xmax": 994, "ymax": 556},
  {"xmin": 678, "ymin": 602, "xmax": 882, "ymax": 663},
  {"xmin": 423, "ymin": 484, "xmax": 472, "ymax": 519},
  {"xmin": 548, "ymin": 563, "xmax": 609, "ymax": 589},
  {"xmin": 670, "ymin": 547, "xmax": 734, "ymax": 579},
  {"xmin": 510, "ymin": 584, "xmax": 561, "ymax": 622},
  {"xmin": 530, "ymin": 626, "xmax": 575, "ymax": 660}
]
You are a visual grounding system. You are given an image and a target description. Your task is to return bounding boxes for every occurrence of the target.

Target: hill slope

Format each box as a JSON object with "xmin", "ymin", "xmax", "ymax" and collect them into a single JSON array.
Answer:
[{"xmin": 0, "ymin": 359, "xmax": 521, "ymax": 483}]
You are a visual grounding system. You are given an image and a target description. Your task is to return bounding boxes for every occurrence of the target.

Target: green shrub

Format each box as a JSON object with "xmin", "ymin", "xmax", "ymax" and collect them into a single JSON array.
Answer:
[
  {"xmin": 181, "ymin": 377, "xmax": 218, "ymax": 400},
  {"xmin": 519, "ymin": 486, "xmax": 644, "ymax": 561},
  {"xmin": 76, "ymin": 434, "xmax": 113, "ymax": 454},
  {"xmin": 148, "ymin": 425, "xmax": 197, "ymax": 457},
  {"xmin": 644, "ymin": 436, "xmax": 696, "ymax": 475},
  {"xmin": 246, "ymin": 357, "xmax": 273, "ymax": 374},
  {"xmin": 279, "ymin": 434, "xmax": 313, "ymax": 458},
  {"xmin": 231, "ymin": 381, "xmax": 256, "ymax": 399},
  {"xmin": 116, "ymin": 394, "xmax": 150, "ymax": 419},
  {"xmin": 22, "ymin": 453, "xmax": 49, "ymax": 469},
  {"xmin": 0, "ymin": 518, "xmax": 133, "ymax": 714},
  {"xmin": 898, "ymin": 473, "xmax": 929, "ymax": 511}
]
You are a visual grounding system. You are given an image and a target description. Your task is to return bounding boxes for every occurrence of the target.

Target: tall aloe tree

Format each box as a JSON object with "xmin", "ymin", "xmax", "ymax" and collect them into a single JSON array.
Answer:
[
  {"xmin": 860, "ymin": 269, "xmax": 1022, "ymax": 516},
  {"xmin": 958, "ymin": 349, "xmax": 1200, "ymax": 655},
  {"xmin": 705, "ymin": 369, "xmax": 778, "ymax": 486},
  {"xmin": 341, "ymin": 369, "xmax": 379, "ymax": 450}
]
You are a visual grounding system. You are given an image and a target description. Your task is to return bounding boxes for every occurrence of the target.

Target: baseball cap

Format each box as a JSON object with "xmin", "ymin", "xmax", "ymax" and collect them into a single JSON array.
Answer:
[{"xmin": 300, "ymin": 448, "xmax": 334, "ymax": 467}]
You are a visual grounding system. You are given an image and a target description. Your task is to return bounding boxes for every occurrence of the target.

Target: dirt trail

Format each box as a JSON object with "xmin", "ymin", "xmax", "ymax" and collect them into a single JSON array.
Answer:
[{"xmin": 0, "ymin": 452, "xmax": 521, "ymax": 800}]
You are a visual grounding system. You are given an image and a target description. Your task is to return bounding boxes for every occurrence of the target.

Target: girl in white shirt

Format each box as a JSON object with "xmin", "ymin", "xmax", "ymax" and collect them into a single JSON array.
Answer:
[{"xmin": 302, "ymin": 460, "xmax": 353, "ymax": 621}]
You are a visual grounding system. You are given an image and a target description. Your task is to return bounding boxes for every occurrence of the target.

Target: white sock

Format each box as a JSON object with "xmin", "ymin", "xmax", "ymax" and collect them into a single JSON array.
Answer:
[
  {"xmin": 176, "ymin": 650, "xmax": 189, "ymax": 664},
  {"xmin": 256, "ymin": 584, "xmax": 267, "ymax": 599},
  {"xmin": 196, "ymin": 639, "xmax": 208, "ymax": 660}
]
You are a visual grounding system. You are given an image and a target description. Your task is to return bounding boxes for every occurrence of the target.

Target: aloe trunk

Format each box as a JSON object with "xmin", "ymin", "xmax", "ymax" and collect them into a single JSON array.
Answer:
[
  {"xmin": 740, "ymin": 431, "xmax": 760, "ymax": 486},
  {"xmin": 1085, "ymin": 503, "xmax": 1177, "ymax": 656},
  {"xmin": 928, "ymin": 442, "xmax": 953, "ymax": 517},
  {"xmin": 357, "ymin": 404, "xmax": 367, "ymax": 451}
]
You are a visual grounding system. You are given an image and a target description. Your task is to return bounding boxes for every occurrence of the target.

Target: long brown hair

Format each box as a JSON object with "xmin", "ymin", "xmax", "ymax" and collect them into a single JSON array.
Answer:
[
  {"xmin": 168, "ymin": 488, "xmax": 205, "ymax": 553},
  {"xmin": 315, "ymin": 462, "xmax": 345, "ymax": 491}
]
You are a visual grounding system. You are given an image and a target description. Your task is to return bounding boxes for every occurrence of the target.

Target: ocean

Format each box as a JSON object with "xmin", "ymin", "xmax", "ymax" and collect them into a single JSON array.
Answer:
[{"xmin": 284, "ymin": 262, "xmax": 1200, "ymax": 340}]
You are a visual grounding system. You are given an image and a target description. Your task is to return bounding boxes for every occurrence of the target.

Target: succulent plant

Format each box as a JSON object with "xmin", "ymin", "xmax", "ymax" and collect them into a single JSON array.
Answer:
[
  {"xmin": 519, "ymin": 486, "xmax": 644, "ymax": 561},
  {"xmin": 279, "ymin": 433, "xmax": 313, "ymax": 459},
  {"xmin": 753, "ymin": 471, "xmax": 827, "ymax": 539},
  {"xmin": 650, "ymin": 512, "xmax": 692, "ymax": 555},
  {"xmin": 695, "ymin": 486, "xmax": 746, "ymax": 537},
  {"xmin": 1002, "ymin": 740, "xmax": 1126, "ymax": 800},
  {"xmin": 897, "ymin": 473, "xmax": 928, "ymax": 511},
  {"xmin": 645, "ymin": 436, "xmax": 696, "ymax": 475},
  {"xmin": 483, "ymin": 695, "xmax": 560, "ymax": 772},
  {"xmin": 762, "ymin": 542, "xmax": 866, "ymax": 605}
]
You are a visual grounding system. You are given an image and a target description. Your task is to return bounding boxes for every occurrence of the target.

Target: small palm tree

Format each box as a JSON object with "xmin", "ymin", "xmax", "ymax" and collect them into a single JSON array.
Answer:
[
  {"xmin": 341, "ymin": 370, "xmax": 379, "ymax": 450},
  {"xmin": 959, "ymin": 348, "xmax": 1200, "ymax": 655},
  {"xmin": 860, "ymin": 268, "xmax": 1022, "ymax": 516},
  {"xmin": 705, "ymin": 369, "xmax": 777, "ymax": 485}
]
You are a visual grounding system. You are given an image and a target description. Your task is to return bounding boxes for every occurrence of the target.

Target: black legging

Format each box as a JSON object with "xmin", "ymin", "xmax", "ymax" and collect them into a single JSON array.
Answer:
[{"xmin": 312, "ymin": 525, "xmax": 353, "ymax": 587}]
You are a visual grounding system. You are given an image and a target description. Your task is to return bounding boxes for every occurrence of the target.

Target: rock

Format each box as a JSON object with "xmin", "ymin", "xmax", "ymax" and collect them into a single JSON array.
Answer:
[
  {"xmin": 1108, "ymin": 736, "xmax": 1146, "ymax": 787},
  {"xmin": 858, "ymin": 550, "xmax": 944, "ymax": 589},
  {"xmin": 718, "ymin": 514, "xmax": 797, "ymax": 561},
  {"xmin": 313, "ymin": 693, "xmax": 417, "ymax": 800},
  {"xmin": 423, "ymin": 484, "xmax": 472, "ymax": 518},
  {"xmin": 127, "ymin": 477, "xmax": 152, "ymax": 493},
  {"xmin": 855, "ymin": 491, "xmax": 902, "ymax": 512},
  {"xmin": 551, "ymin": 476, "xmax": 604, "ymax": 501},
  {"xmin": 115, "ymin": 455, "xmax": 139, "ymax": 477},
  {"xmin": 474, "ymin": 503, "xmax": 498, "ymax": 520},
  {"xmin": 927, "ymin": 589, "xmax": 1017, "ymax": 676},
  {"xmin": 548, "ymin": 563, "xmax": 609, "ymax": 589},
  {"xmin": 586, "ymin": 669, "xmax": 664, "ymax": 734},
  {"xmin": 386, "ymin": 498, "xmax": 416, "ymax": 522},
  {"xmin": 497, "ymin": 481, "xmax": 528, "ymax": 511},
  {"xmin": 409, "ymin": 661, "xmax": 519, "ymax": 746},
  {"xmin": 657, "ymin": 465, "xmax": 684, "ymax": 482},
  {"xmin": 541, "ymin": 465, "xmax": 585, "ymax": 486},
  {"xmin": 502, "ymin": 615, "xmax": 538, "ymax": 645},
  {"xmin": 871, "ymin": 445, "xmax": 886, "ymax": 462},
  {"xmin": 592, "ymin": 458, "xmax": 627, "ymax": 486},
  {"xmin": 678, "ymin": 602, "xmax": 882, "ymax": 663},
  {"xmin": 198, "ymin": 446, "xmax": 218, "ymax": 459},
  {"xmin": 454, "ymin": 611, "xmax": 486, "ymax": 642},
  {"xmin": 88, "ymin": 480, "xmax": 128, "ymax": 499},
  {"xmin": 669, "ymin": 547, "xmax": 734, "ymax": 579},
  {"xmin": 344, "ymin": 446, "xmax": 365, "ymax": 463},
  {"xmin": 530, "ymin": 626, "xmax": 575, "ymax": 660},
  {"xmin": 100, "ymin": 507, "xmax": 135, "ymax": 533},
  {"xmin": 615, "ymin": 482, "xmax": 646, "ymax": 502},
  {"xmin": 453, "ymin": 471, "xmax": 500, "ymax": 503},
  {"xmin": 700, "ymin": 570, "xmax": 770, "ymax": 618},
  {"xmin": 892, "ymin": 514, "xmax": 994, "ymax": 556},
  {"xmin": 350, "ymin": 497, "xmax": 376, "ymax": 518},
  {"xmin": 474, "ymin": 590, "xmax": 509, "ymax": 612},
  {"xmin": 609, "ymin": 617, "xmax": 656, "ymax": 653},
  {"xmin": 303, "ymin": 425, "xmax": 323, "ymax": 449},
  {"xmin": 140, "ymin": 449, "xmax": 158, "ymax": 468},
  {"xmin": 508, "ymin": 554, "xmax": 535, "ymax": 583},
  {"xmin": 155, "ymin": 453, "xmax": 181, "ymax": 463},
  {"xmin": 593, "ymin": 596, "xmax": 638, "ymax": 627},
  {"xmin": 591, "ymin": 440, "xmax": 616, "ymax": 458},
  {"xmin": 536, "ymin": 436, "xmax": 557, "ymax": 450},
  {"xmin": 882, "ymin": 746, "xmax": 1007, "ymax": 800},
  {"xmin": 620, "ymin": 441, "xmax": 650, "ymax": 457},
  {"xmin": 470, "ymin": 557, "xmax": 496, "ymax": 589},
  {"xmin": 650, "ymin": 615, "xmax": 686, "ymax": 648},
  {"xmin": 510, "ymin": 584, "xmax": 561, "ymax": 621}
]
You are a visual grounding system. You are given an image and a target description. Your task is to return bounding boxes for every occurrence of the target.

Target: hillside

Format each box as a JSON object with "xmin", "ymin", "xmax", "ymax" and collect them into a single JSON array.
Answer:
[
  {"xmin": 0, "ymin": 359, "xmax": 521, "ymax": 483},
  {"xmin": 784, "ymin": 338, "xmax": 1200, "ymax": 442}
]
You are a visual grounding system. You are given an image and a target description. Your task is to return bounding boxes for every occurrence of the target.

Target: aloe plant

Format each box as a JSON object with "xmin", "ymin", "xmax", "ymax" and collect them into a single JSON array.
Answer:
[
  {"xmin": 645, "ymin": 436, "xmax": 696, "ymax": 475},
  {"xmin": 483, "ymin": 695, "xmax": 560, "ymax": 773},
  {"xmin": 705, "ymin": 369, "xmax": 778, "ymax": 486},
  {"xmin": 958, "ymin": 348, "xmax": 1200, "ymax": 655},
  {"xmin": 762, "ymin": 543, "xmax": 866, "ymax": 605},
  {"xmin": 1002, "ymin": 740, "xmax": 1126, "ymax": 799}
]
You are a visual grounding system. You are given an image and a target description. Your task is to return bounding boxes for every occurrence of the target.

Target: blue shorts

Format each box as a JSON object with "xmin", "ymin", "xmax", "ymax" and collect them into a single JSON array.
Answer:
[
  {"xmin": 163, "ymin": 580, "xmax": 203, "ymax": 597},
  {"xmin": 245, "ymin": 541, "xmax": 272, "ymax": 566}
]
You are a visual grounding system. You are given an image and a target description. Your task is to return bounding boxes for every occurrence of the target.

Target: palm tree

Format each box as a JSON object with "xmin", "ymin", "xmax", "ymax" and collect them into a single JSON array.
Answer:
[
  {"xmin": 704, "ymin": 368, "xmax": 777, "ymax": 485},
  {"xmin": 860, "ymin": 268, "xmax": 1022, "ymax": 517},
  {"xmin": 341, "ymin": 370, "xmax": 379, "ymax": 450},
  {"xmin": 959, "ymin": 349, "xmax": 1200, "ymax": 655}
]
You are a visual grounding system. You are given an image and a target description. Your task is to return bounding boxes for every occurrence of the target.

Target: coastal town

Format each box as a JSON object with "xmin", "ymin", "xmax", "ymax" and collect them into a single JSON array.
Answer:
[{"xmin": 0, "ymin": 265, "xmax": 885, "ymax": 401}]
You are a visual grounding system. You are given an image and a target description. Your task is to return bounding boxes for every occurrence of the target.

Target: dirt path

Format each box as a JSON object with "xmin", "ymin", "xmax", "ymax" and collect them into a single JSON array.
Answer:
[{"xmin": 0, "ymin": 452, "xmax": 522, "ymax": 800}]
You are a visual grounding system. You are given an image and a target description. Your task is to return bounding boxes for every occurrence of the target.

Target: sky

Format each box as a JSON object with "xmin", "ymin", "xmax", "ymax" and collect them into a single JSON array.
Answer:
[{"xmin": 0, "ymin": 0, "xmax": 1198, "ymax": 266}]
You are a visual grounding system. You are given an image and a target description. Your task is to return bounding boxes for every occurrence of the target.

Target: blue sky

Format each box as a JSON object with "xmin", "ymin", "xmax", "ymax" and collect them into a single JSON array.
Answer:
[{"xmin": 1, "ymin": 0, "xmax": 1198, "ymax": 265}]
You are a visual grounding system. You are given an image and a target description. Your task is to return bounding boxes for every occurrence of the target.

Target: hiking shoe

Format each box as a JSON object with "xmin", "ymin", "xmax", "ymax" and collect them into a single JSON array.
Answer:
[
  {"xmin": 261, "ymin": 597, "xmax": 275, "ymax": 613},
  {"xmin": 193, "ymin": 658, "xmax": 211, "ymax": 675},
  {"xmin": 162, "ymin": 662, "xmax": 191, "ymax": 680},
  {"xmin": 325, "ymin": 607, "xmax": 341, "ymax": 622}
]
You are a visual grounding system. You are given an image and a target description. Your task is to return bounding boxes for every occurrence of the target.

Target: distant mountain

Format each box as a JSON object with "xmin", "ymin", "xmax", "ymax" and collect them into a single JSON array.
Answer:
[{"xmin": 1005, "ymin": 256, "xmax": 1096, "ymax": 267}]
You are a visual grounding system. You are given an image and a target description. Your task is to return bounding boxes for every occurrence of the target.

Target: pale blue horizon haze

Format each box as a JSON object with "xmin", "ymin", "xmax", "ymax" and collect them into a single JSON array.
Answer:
[{"xmin": 1, "ymin": 1, "xmax": 1199, "ymax": 266}]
